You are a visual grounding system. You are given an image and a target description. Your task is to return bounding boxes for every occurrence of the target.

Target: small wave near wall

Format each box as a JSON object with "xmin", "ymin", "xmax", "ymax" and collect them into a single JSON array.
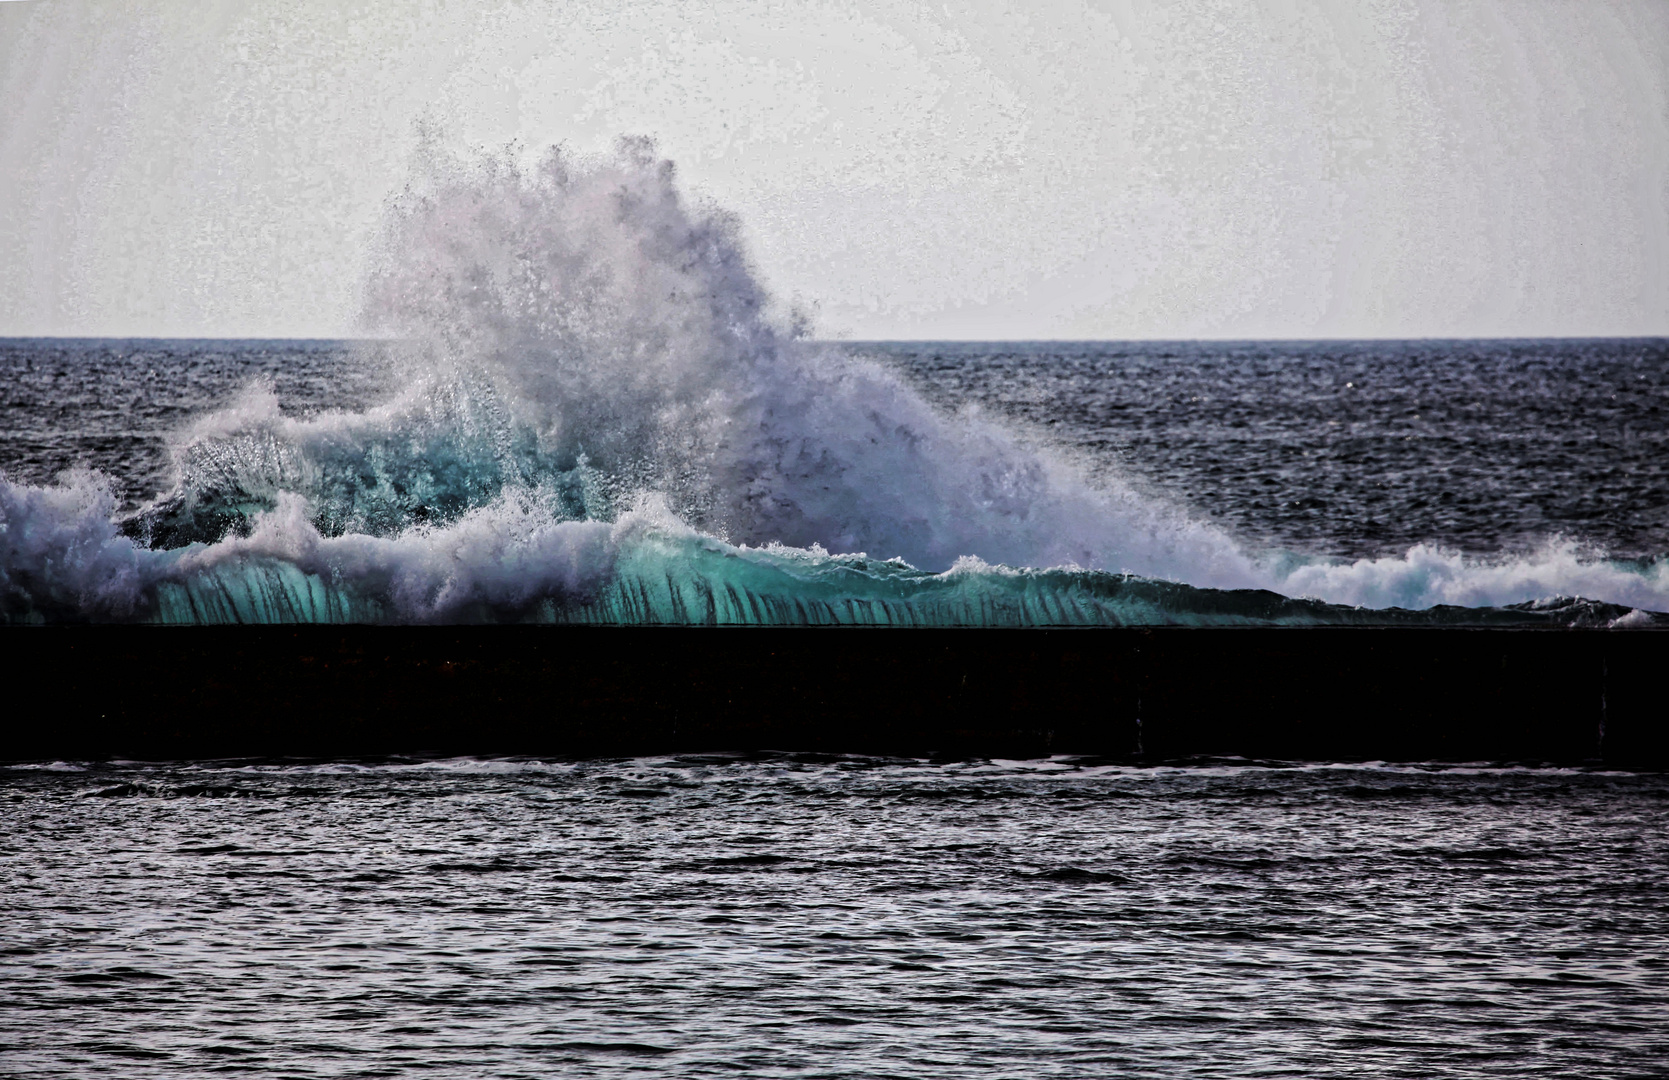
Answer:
[{"xmin": 1, "ymin": 141, "xmax": 1665, "ymax": 626}]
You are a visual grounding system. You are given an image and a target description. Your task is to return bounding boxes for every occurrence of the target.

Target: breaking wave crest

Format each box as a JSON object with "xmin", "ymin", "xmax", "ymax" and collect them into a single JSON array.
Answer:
[{"xmin": 1, "ymin": 142, "xmax": 1665, "ymax": 626}]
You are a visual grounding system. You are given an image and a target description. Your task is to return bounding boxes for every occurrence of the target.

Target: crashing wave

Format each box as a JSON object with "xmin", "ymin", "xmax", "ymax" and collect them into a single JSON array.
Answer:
[
  {"xmin": 3, "ymin": 470, "xmax": 1662, "ymax": 627},
  {"xmin": 1, "ymin": 141, "xmax": 1666, "ymax": 626}
]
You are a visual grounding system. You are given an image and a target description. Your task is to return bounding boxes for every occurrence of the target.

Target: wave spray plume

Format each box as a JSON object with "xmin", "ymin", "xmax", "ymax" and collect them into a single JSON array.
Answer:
[{"xmin": 0, "ymin": 141, "xmax": 1664, "ymax": 625}]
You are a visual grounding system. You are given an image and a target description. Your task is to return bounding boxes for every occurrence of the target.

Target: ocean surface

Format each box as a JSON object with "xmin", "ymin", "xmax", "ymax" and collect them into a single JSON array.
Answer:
[
  {"xmin": 3, "ymin": 758, "xmax": 1665, "ymax": 1079},
  {"xmin": 2, "ymin": 335, "xmax": 1667, "ymax": 626}
]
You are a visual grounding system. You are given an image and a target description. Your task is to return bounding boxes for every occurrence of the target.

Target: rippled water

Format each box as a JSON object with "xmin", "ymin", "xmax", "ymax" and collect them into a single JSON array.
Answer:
[
  {"xmin": 4, "ymin": 757, "xmax": 1665, "ymax": 1078},
  {"xmin": 0, "ymin": 339, "xmax": 392, "ymax": 512},
  {"xmin": 879, "ymin": 339, "xmax": 1669, "ymax": 559}
]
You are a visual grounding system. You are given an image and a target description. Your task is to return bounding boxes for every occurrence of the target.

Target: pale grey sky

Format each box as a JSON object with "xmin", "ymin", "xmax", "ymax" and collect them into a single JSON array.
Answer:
[{"xmin": 1, "ymin": 0, "xmax": 1666, "ymax": 339}]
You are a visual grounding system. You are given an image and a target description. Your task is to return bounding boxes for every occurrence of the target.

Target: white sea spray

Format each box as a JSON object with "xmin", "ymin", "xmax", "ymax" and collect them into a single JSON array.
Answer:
[{"xmin": 1, "ymin": 143, "xmax": 1665, "ymax": 623}]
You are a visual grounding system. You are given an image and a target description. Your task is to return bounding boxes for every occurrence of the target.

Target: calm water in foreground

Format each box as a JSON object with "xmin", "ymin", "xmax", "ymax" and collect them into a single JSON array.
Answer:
[{"xmin": 3, "ymin": 757, "xmax": 1665, "ymax": 1078}]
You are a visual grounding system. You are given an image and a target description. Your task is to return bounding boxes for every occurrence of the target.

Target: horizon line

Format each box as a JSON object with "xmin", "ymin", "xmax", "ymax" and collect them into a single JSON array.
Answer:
[{"xmin": 3, "ymin": 333, "xmax": 1667, "ymax": 345}]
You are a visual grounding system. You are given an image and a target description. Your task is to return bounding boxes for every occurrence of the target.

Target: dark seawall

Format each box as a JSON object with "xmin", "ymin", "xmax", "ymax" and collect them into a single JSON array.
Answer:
[{"xmin": 4, "ymin": 627, "xmax": 1663, "ymax": 765}]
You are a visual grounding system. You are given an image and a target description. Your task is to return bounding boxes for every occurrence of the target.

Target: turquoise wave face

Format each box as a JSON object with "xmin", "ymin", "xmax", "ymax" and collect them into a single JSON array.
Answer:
[
  {"xmin": 3, "ymin": 466, "xmax": 1665, "ymax": 627},
  {"xmin": 135, "ymin": 530, "xmax": 1662, "ymax": 629}
]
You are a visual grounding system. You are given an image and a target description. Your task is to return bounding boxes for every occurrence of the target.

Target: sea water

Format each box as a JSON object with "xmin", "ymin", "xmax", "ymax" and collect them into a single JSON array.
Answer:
[{"xmin": 2, "ymin": 758, "xmax": 1666, "ymax": 1078}]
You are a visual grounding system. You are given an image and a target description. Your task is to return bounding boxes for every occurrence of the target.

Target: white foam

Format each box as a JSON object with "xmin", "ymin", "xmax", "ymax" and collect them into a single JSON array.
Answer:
[
  {"xmin": 1272, "ymin": 541, "xmax": 1669, "ymax": 613},
  {"xmin": 0, "ymin": 470, "xmax": 161, "ymax": 618}
]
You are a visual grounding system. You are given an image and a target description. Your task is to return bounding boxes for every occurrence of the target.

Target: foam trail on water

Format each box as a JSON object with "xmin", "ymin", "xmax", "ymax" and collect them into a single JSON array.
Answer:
[
  {"xmin": 1279, "ymin": 543, "xmax": 1669, "ymax": 614},
  {"xmin": 1, "ymin": 140, "xmax": 1665, "ymax": 625}
]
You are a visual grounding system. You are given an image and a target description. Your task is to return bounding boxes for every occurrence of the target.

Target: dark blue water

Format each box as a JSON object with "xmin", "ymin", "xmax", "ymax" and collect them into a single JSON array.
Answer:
[
  {"xmin": 0, "ymin": 339, "xmax": 392, "ymax": 511},
  {"xmin": 2, "ymin": 758, "xmax": 1665, "ymax": 1079},
  {"xmin": 872, "ymin": 339, "xmax": 1669, "ymax": 560}
]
